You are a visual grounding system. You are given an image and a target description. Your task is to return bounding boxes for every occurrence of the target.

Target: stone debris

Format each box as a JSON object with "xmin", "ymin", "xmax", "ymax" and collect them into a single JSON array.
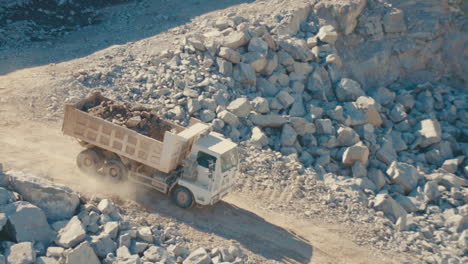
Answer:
[
  {"xmin": 342, "ymin": 142, "xmax": 369, "ymax": 166},
  {"xmin": 386, "ymin": 162, "xmax": 419, "ymax": 194},
  {"xmin": 227, "ymin": 98, "xmax": 251, "ymax": 119},
  {"xmin": 250, "ymin": 127, "xmax": 269, "ymax": 147},
  {"xmin": 3, "ymin": 0, "xmax": 468, "ymax": 263},
  {"xmin": 0, "ymin": 172, "xmax": 248, "ymax": 264},
  {"xmin": 8, "ymin": 170, "xmax": 80, "ymax": 221},
  {"xmin": 223, "ymin": 31, "xmax": 249, "ymax": 49},
  {"xmin": 65, "ymin": 241, "xmax": 100, "ymax": 264},
  {"xmin": 218, "ymin": 47, "xmax": 241, "ymax": 64},
  {"xmin": 373, "ymin": 194, "xmax": 407, "ymax": 223},
  {"xmin": 97, "ymin": 199, "xmax": 115, "ymax": 215},
  {"xmin": 316, "ymin": 25, "xmax": 338, "ymax": 44},
  {"xmin": 0, "ymin": 201, "xmax": 54, "ymax": 244},
  {"xmin": 335, "ymin": 78, "xmax": 365, "ymax": 102},
  {"xmin": 55, "ymin": 216, "xmax": 87, "ymax": 248},
  {"xmin": 183, "ymin": 248, "xmax": 211, "ymax": 264},
  {"xmin": 417, "ymin": 119, "xmax": 442, "ymax": 148},
  {"xmin": 6, "ymin": 242, "xmax": 36, "ymax": 264}
]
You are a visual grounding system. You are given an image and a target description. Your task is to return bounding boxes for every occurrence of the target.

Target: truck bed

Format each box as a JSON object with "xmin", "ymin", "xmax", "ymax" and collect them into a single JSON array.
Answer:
[{"xmin": 62, "ymin": 92, "xmax": 208, "ymax": 173}]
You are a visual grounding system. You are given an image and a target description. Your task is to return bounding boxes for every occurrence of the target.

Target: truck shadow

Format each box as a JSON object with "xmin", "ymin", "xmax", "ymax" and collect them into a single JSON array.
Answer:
[{"xmin": 135, "ymin": 189, "xmax": 313, "ymax": 264}]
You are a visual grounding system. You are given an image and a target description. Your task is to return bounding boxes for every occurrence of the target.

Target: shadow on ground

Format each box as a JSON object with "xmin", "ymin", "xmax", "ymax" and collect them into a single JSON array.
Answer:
[
  {"xmin": 136, "ymin": 189, "xmax": 313, "ymax": 264},
  {"xmin": 0, "ymin": 0, "xmax": 253, "ymax": 75}
]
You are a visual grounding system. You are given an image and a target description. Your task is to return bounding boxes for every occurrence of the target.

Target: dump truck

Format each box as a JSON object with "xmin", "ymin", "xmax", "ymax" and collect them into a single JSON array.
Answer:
[{"xmin": 62, "ymin": 92, "xmax": 239, "ymax": 208}]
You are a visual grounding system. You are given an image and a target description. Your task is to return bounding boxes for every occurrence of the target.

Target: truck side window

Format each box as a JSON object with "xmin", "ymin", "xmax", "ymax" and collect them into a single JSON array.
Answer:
[{"xmin": 197, "ymin": 151, "xmax": 217, "ymax": 169}]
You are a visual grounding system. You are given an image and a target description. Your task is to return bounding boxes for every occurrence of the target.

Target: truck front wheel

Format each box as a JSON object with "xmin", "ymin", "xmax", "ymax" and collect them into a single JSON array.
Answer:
[
  {"xmin": 77, "ymin": 148, "xmax": 103, "ymax": 175},
  {"xmin": 173, "ymin": 186, "xmax": 194, "ymax": 208}
]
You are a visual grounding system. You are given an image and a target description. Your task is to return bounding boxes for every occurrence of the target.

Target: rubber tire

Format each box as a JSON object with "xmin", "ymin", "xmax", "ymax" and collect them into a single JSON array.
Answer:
[
  {"xmin": 173, "ymin": 186, "xmax": 194, "ymax": 208},
  {"xmin": 103, "ymin": 159, "xmax": 127, "ymax": 182},
  {"xmin": 77, "ymin": 148, "xmax": 103, "ymax": 175}
]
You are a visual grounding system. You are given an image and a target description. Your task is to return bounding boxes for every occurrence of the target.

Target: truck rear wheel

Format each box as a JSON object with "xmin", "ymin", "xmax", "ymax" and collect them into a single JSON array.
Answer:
[
  {"xmin": 173, "ymin": 186, "xmax": 194, "ymax": 208},
  {"xmin": 77, "ymin": 148, "xmax": 103, "ymax": 175},
  {"xmin": 103, "ymin": 160, "xmax": 127, "ymax": 182}
]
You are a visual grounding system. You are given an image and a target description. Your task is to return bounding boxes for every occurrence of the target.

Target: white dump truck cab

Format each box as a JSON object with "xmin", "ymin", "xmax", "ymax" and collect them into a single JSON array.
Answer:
[{"xmin": 175, "ymin": 131, "xmax": 239, "ymax": 207}]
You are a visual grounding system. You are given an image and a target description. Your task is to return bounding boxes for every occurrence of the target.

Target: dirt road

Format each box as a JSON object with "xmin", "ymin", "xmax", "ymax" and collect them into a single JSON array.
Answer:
[{"xmin": 0, "ymin": 115, "xmax": 409, "ymax": 264}]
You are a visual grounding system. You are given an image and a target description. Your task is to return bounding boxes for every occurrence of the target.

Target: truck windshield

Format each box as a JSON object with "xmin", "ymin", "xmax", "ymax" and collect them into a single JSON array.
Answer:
[{"xmin": 220, "ymin": 148, "xmax": 238, "ymax": 172}]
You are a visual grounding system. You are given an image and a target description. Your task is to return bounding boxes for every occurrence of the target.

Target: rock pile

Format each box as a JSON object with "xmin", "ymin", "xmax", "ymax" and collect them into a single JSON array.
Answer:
[
  {"xmin": 64, "ymin": 1, "xmax": 468, "ymax": 262},
  {"xmin": 85, "ymin": 99, "xmax": 175, "ymax": 141},
  {"xmin": 0, "ymin": 169, "xmax": 246, "ymax": 264}
]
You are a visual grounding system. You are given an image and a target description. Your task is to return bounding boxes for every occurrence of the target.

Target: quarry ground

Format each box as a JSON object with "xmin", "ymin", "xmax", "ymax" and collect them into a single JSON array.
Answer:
[
  {"xmin": 1, "ymin": 0, "xmax": 466, "ymax": 263},
  {"xmin": 0, "ymin": 90, "xmax": 411, "ymax": 264}
]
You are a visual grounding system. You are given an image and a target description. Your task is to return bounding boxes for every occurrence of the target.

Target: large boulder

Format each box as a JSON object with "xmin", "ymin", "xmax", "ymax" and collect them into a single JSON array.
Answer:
[
  {"xmin": 425, "ymin": 171, "xmax": 468, "ymax": 189},
  {"xmin": 182, "ymin": 248, "xmax": 211, "ymax": 264},
  {"xmin": 248, "ymin": 37, "xmax": 268, "ymax": 55},
  {"xmin": 216, "ymin": 58, "xmax": 232, "ymax": 76},
  {"xmin": 274, "ymin": 4, "xmax": 311, "ymax": 36},
  {"xmin": 376, "ymin": 138, "xmax": 397, "ymax": 166},
  {"xmin": 90, "ymin": 234, "xmax": 117, "ymax": 258},
  {"xmin": 222, "ymin": 31, "xmax": 249, "ymax": 49},
  {"xmin": 306, "ymin": 65, "xmax": 332, "ymax": 100},
  {"xmin": 262, "ymin": 50, "xmax": 279, "ymax": 74},
  {"xmin": 315, "ymin": 119, "xmax": 333, "ymax": 135},
  {"xmin": 279, "ymin": 38, "xmax": 314, "ymax": 61},
  {"xmin": 0, "ymin": 201, "xmax": 54, "ymax": 244},
  {"xmin": 8, "ymin": 170, "xmax": 80, "ymax": 221},
  {"xmin": 65, "ymin": 242, "xmax": 100, "ymax": 264},
  {"xmin": 250, "ymin": 127, "xmax": 269, "ymax": 147},
  {"xmin": 6, "ymin": 242, "xmax": 36, "ymax": 264},
  {"xmin": 218, "ymin": 47, "xmax": 240, "ymax": 64},
  {"xmin": 250, "ymin": 114, "xmax": 287, "ymax": 128},
  {"xmin": 242, "ymin": 52, "xmax": 267, "ymax": 72},
  {"xmin": 276, "ymin": 91, "xmax": 295, "ymax": 108},
  {"xmin": 289, "ymin": 117, "xmax": 316, "ymax": 136},
  {"xmin": 373, "ymin": 193, "xmax": 407, "ymax": 223},
  {"xmin": 256, "ymin": 78, "xmax": 279, "ymax": 97},
  {"xmin": 0, "ymin": 187, "xmax": 16, "ymax": 205},
  {"xmin": 417, "ymin": 119, "xmax": 442, "ymax": 148},
  {"xmin": 337, "ymin": 127, "xmax": 360, "ymax": 147},
  {"xmin": 342, "ymin": 142, "xmax": 369, "ymax": 166},
  {"xmin": 343, "ymin": 102, "xmax": 368, "ymax": 126},
  {"xmin": 393, "ymin": 194, "xmax": 422, "ymax": 213},
  {"xmin": 218, "ymin": 110, "xmax": 240, "ymax": 125},
  {"xmin": 55, "ymin": 216, "xmax": 87, "ymax": 248},
  {"xmin": 314, "ymin": 0, "xmax": 367, "ymax": 35},
  {"xmin": 355, "ymin": 96, "xmax": 382, "ymax": 126},
  {"xmin": 143, "ymin": 246, "xmax": 169, "ymax": 262},
  {"xmin": 251, "ymin": 97, "xmax": 270, "ymax": 114},
  {"xmin": 335, "ymin": 78, "xmax": 365, "ymax": 102},
  {"xmin": 280, "ymin": 124, "xmax": 297, "ymax": 146},
  {"xmin": 386, "ymin": 162, "xmax": 419, "ymax": 194},
  {"xmin": 227, "ymin": 98, "xmax": 251, "ymax": 118},
  {"xmin": 368, "ymin": 169, "xmax": 387, "ymax": 190},
  {"xmin": 233, "ymin": 63, "xmax": 256, "ymax": 86},
  {"xmin": 316, "ymin": 25, "xmax": 338, "ymax": 44}
]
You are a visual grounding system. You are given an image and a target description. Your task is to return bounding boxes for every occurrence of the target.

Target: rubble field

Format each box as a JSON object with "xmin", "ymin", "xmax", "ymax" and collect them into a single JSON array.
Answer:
[{"xmin": 0, "ymin": 0, "xmax": 466, "ymax": 263}]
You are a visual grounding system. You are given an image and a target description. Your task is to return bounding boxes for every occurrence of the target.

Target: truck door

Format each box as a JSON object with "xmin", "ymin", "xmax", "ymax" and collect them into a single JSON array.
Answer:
[{"xmin": 196, "ymin": 151, "xmax": 217, "ymax": 191}]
